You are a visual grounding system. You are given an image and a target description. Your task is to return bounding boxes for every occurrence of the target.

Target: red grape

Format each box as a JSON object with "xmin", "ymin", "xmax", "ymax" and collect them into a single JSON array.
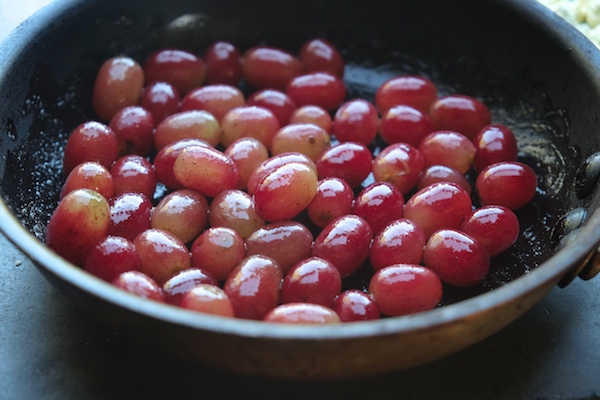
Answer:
[
  {"xmin": 271, "ymin": 123, "xmax": 331, "ymax": 162},
  {"xmin": 246, "ymin": 88, "xmax": 297, "ymax": 126},
  {"xmin": 369, "ymin": 264, "xmax": 442, "ymax": 316},
  {"xmin": 472, "ymin": 124, "xmax": 519, "ymax": 173},
  {"xmin": 63, "ymin": 121, "xmax": 118, "ymax": 175},
  {"xmin": 307, "ymin": 177, "xmax": 354, "ymax": 228},
  {"xmin": 475, "ymin": 161, "xmax": 537, "ymax": 210},
  {"xmin": 153, "ymin": 138, "xmax": 210, "ymax": 190},
  {"xmin": 312, "ymin": 214, "xmax": 373, "ymax": 277},
  {"xmin": 223, "ymin": 254, "xmax": 283, "ymax": 320},
  {"xmin": 84, "ymin": 235, "xmax": 141, "ymax": 282},
  {"xmin": 353, "ymin": 182, "xmax": 405, "ymax": 235},
  {"xmin": 331, "ymin": 98, "xmax": 379, "ymax": 146},
  {"xmin": 109, "ymin": 105, "xmax": 155, "ymax": 157},
  {"xmin": 93, "ymin": 56, "xmax": 144, "ymax": 122},
  {"xmin": 429, "ymin": 94, "xmax": 491, "ymax": 139},
  {"xmin": 245, "ymin": 220, "xmax": 313, "ymax": 274},
  {"xmin": 223, "ymin": 137, "xmax": 269, "ymax": 191},
  {"xmin": 179, "ymin": 284, "xmax": 235, "ymax": 317},
  {"xmin": 247, "ymin": 152, "xmax": 316, "ymax": 195},
  {"xmin": 379, "ymin": 104, "xmax": 434, "ymax": 147},
  {"xmin": 331, "ymin": 290, "xmax": 380, "ymax": 322},
  {"xmin": 139, "ymin": 81, "xmax": 181, "ymax": 124},
  {"xmin": 208, "ymin": 189, "xmax": 265, "ymax": 239},
  {"xmin": 369, "ymin": 218, "xmax": 426, "ymax": 271},
  {"xmin": 143, "ymin": 48, "xmax": 206, "ymax": 95},
  {"xmin": 162, "ymin": 268, "xmax": 219, "ymax": 305},
  {"xmin": 316, "ymin": 142, "xmax": 373, "ymax": 188},
  {"xmin": 289, "ymin": 104, "xmax": 332, "ymax": 132},
  {"xmin": 417, "ymin": 164, "xmax": 472, "ymax": 194},
  {"xmin": 220, "ymin": 105, "xmax": 281, "ymax": 149},
  {"xmin": 107, "ymin": 192, "xmax": 152, "ymax": 241},
  {"xmin": 154, "ymin": 110, "xmax": 221, "ymax": 150},
  {"xmin": 404, "ymin": 182, "xmax": 473, "ymax": 239},
  {"xmin": 110, "ymin": 154, "xmax": 157, "ymax": 199},
  {"xmin": 375, "ymin": 75, "xmax": 438, "ymax": 114},
  {"xmin": 190, "ymin": 227, "xmax": 247, "ymax": 281},
  {"xmin": 151, "ymin": 189, "xmax": 209, "ymax": 244},
  {"xmin": 263, "ymin": 303, "xmax": 341, "ymax": 324},
  {"xmin": 203, "ymin": 40, "xmax": 243, "ymax": 86},
  {"xmin": 242, "ymin": 45, "xmax": 303, "ymax": 91},
  {"xmin": 299, "ymin": 37, "xmax": 345, "ymax": 78},
  {"xmin": 286, "ymin": 72, "xmax": 346, "ymax": 111},
  {"xmin": 423, "ymin": 229, "xmax": 489, "ymax": 287},
  {"xmin": 372, "ymin": 142, "xmax": 425, "ymax": 195},
  {"xmin": 460, "ymin": 205, "xmax": 520, "ymax": 257},
  {"xmin": 418, "ymin": 130, "xmax": 476, "ymax": 174},
  {"xmin": 180, "ymin": 84, "xmax": 245, "ymax": 122},
  {"xmin": 280, "ymin": 257, "xmax": 341, "ymax": 306},
  {"xmin": 112, "ymin": 271, "xmax": 165, "ymax": 302},
  {"xmin": 60, "ymin": 161, "xmax": 114, "ymax": 201}
]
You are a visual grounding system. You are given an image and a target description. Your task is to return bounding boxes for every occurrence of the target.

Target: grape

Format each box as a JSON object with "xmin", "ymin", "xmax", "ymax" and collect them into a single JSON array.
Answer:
[
  {"xmin": 299, "ymin": 37, "xmax": 345, "ymax": 78},
  {"xmin": 151, "ymin": 189, "xmax": 209, "ymax": 244},
  {"xmin": 475, "ymin": 161, "xmax": 537, "ymax": 210},
  {"xmin": 143, "ymin": 48, "xmax": 206, "ymax": 94},
  {"xmin": 375, "ymin": 75, "xmax": 438, "ymax": 114},
  {"xmin": 84, "ymin": 236, "xmax": 141, "ymax": 282},
  {"xmin": 331, "ymin": 290, "xmax": 380, "ymax": 322},
  {"xmin": 312, "ymin": 214, "xmax": 373, "ymax": 277},
  {"xmin": 331, "ymin": 98, "xmax": 379, "ymax": 146},
  {"xmin": 110, "ymin": 154, "xmax": 157, "ymax": 199},
  {"xmin": 242, "ymin": 45, "xmax": 303, "ymax": 91},
  {"xmin": 423, "ymin": 229, "xmax": 489, "ymax": 287},
  {"xmin": 223, "ymin": 137, "xmax": 269, "ymax": 191},
  {"xmin": 109, "ymin": 105, "xmax": 155, "ymax": 157},
  {"xmin": 372, "ymin": 142, "xmax": 425, "ymax": 195},
  {"xmin": 247, "ymin": 152, "xmax": 316, "ymax": 195},
  {"xmin": 403, "ymin": 182, "xmax": 473, "ymax": 239},
  {"xmin": 60, "ymin": 161, "xmax": 114, "ymax": 201},
  {"xmin": 368, "ymin": 264, "xmax": 443, "ymax": 316},
  {"xmin": 63, "ymin": 121, "xmax": 118, "ymax": 175},
  {"xmin": 203, "ymin": 40, "xmax": 243, "ymax": 86},
  {"xmin": 154, "ymin": 110, "xmax": 221, "ymax": 150},
  {"xmin": 153, "ymin": 138, "xmax": 210, "ymax": 191},
  {"xmin": 92, "ymin": 56, "xmax": 144, "ymax": 122},
  {"xmin": 180, "ymin": 84, "xmax": 245, "ymax": 122},
  {"xmin": 369, "ymin": 218, "xmax": 426, "ymax": 271},
  {"xmin": 139, "ymin": 81, "xmax": 181, "ymax": 124},
  {"xmin": 472, "ymin": 124, "xmax": 519, "ymax": 173},
  {"xmin": 45, "ymin": 189, "xmax": 110, "ymax": 266},
  {"xmin": 173, "ymin": 145, "xmax": 239, "ymax": 197},
  {"xmin": 270, "ymin": 123, "xmax": 331, "ymax": 162},
  {"xmin": 429, "ymin": 94, "xmax": 491, "ymax": 139},
  {"xmin": 307, "ymin": 177, "xmax": 354, "ymax": 228},
  {"xmin": 208, "ymin": 189, "xmax": 265, "ymax": 239},
  {"xmin": 253, "ymin": 161, "xmax": 318, "ymax": 222},
  {"xmin": 190, "ymin": 227, "xmax": 247, "ymax": 281},
  {"xmin": 246, "ymin": 88, "xmax": 297, "ymax": 126},
  {"xmin": 263, "ymin": 303, "xmax": 341, "ymax": 324},
  {"xmin": 316, "ymin": 142, "xmax": 373, "ymax": 188},
  {"xmin": 179, "ymin": 284, "xmax": 235, "ymax": 317},
  {"xmin": 418, "ymin": 130, "xmax": 476, "ymax": 174},
  {"xmin": 280, "ymin": 257, "xmax": 341, "ymax": 306},
  {"xmin": 285, "ymin": 72, "xmax": 346, "ymax": 111},
  {"xmin": 352, "ymin": 182, "xmax": 405, "ymax": 235},
  {"xmin": 245, "ymin": 220, "xmax": 313, "ymax": 274},
  {"xmin": 223, "ymin": 254, "xmax": 283, "ymax": 320},
  {"xmin": 133, "ymin": 228, "xmax": 192, "ymax": 285},
  {"xmin": 289, "ymin": 104, "xmax": 332, "ymax": 132},
  {"xmin": 417, "ymin": 164, "xmax": 472, "ymax": 194},
  {"xmin": 107, "ymin": 193, "xmax": 152, "ymax": 241},
  {"xmin": 460, "ymin": 205, "xmax": 520, "ymax": 257},
  {"xmin": 162, "ymin": 268, "xmax": 219, "ymax": 305},
  {"xmin": 379, "ymin": 104, "xmax": 434, "ymax": 147},
  {"xmin": 112, "ymin": 271, "xmax": 165, "ymax": 302},
  {"xmin": 220, "ymin": 105, "xmax": 281, "ymax": 149}
]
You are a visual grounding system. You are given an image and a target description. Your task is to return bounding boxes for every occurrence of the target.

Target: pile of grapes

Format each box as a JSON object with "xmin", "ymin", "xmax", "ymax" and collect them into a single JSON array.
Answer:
[{"xmin": 44, "ymin": 38, "xmax": 538, "ymax": 324}]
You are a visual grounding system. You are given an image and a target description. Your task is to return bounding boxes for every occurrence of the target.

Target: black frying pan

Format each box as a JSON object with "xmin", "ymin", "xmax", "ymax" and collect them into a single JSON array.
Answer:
[{"xmin": 1, "ymin": 0, "xmax": 600, "ymax": 380}]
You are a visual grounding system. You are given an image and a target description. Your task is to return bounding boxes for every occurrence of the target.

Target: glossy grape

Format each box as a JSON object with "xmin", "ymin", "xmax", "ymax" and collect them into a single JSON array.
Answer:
[
  {"xmin": 246, "ymin": 88, "xmax": 297, "ymax": 126},
  {"xmin": 151, "ymin": 189, "xmax": 209, "ymax": 244},
  {"xmin": 110, "ymin": 155, "xmax": 157, "ymax": 199},
  {"xmin": 475, "ymin": 161, "xmax": 537, "ymax": 210},
  {"xmin": 263, "ymin": 303, "xmax": 341, "ymax": 324},
  {"xmin": 271, "ymin": 123, "xmax": 331, "ymax": 162},
  {"xmin": 331, "ymin": 290, "xmax": 380, "ymax": 322},
  {"xmin": 63, "ymin": 121, "xmax": 118, "ymax": 175},
  {"xmin": 353, "ymin": 182, "xmax": 405, "ymax": 235},
  {"xmin": 423, "ymin": 229, "xmax": 490, "ymax": 287},
  {"xmin": 375, "ymin": 75, "xmax": 438, "ymax": 114},
  {"xmin": 143, "ymin": 48, "xmax": 206, "ymax": 94},
  {"xmin": 332, "ymin": 98, "xmax": 379, "ymax": 146},
  {"xmin": 220, "ymin": 105, "xmax": 281, "ymax": 149},
  {"xmin": 109, "ymin": 105, "xmax": 155, "ymax": 157},
  {"xmin": 369, "ymin": 218, "xmax": 426, "ymax": 271},
  {"xmin": 133, "ymin": 228, "xmax": 192, "ymax": 285},
  {"xmin": 60, "ymin": 161, "xmax": 114, "ymax": 201},
  {"xmin": 307, "ymin": 177, "xmax": 354, "ymax": 229},
  {"xmin": 93, "ymin": 56, "xmax": 144, "ymax": 122},
  {"xmin": 369, "ymin": 264, "xmax": 442, "ymax": 316},
  {"xmin": 316, "ymin": 142, "xmax": 373, "ymax": 188},
  {"xmin": 208, "ymin": 189, "xmax": 265, "ymax": 239},
  {"xmin": 223, "ymin": 254, "xmax": 283, "ymax": 320},
  {"xmin": 179, "ymin": 284, "xmax": 235, "ymax": 317},
  {"xmin": 429, "ymin": 94, "xmax": 491, "ymax": 139},
  {"xmin": 372, "ymin": 142, "xmax": 425, "ymax": 195},
  {"xmin": 173, "ymin": 145, "xmax": 239, "ymax": 197},
  {"xmin": 242, "ymin": 46, "xmax": 303, "ymax": 91},
  {"xmin": 154, "ymin": 110, "xmax": 221, "ymax": 150},
  {"xmin": 379, "ymin": 104, "xmax": 434, "ymax": 147},
  {"xmin": 460, "ymin": 205, "xmax": 520, "ymax": 257},
  {"xmin": 84, "ymin": 235, "xmax": 141, "ymax": 282},
  {"xmin": 472, "ymin": 124, "xmax": 519, "ymax": 173},
  {"xmin": 162, "ymin": 268, "xmax": 219, "ymax": 305},
  {"xmin": 245, "ymin": 220, "xmax": 313, "ymax": 274},
  {"xmin": 112, "ymin": 271, "xmax": 165, "ymax": 302},
  {"xmin": 299, "ymin": 37, "xmax": 344, "ymax": 78},
  {"xmin": 253, "ymin": 161, "xmax": 318, "ymax": 222},
  {"xmin": 204, "ymin": 40, "xmax": 243, "ymax": 86},
  {"xmin": 224, "ymin": 137, "xmax": 269, "ymax": 191},
  {"xmin": 285, "ymin": 72, "xmax": 346, "ymax": 111},
  {"xmin": 139, "ymin": 81, "xmax": 181, "ymax": 124},
  {"xmin": 418, "ymin": 130, "xmax": 476, "ymax": 174},
  {"xmin": 289, "ymin": 104, "xmax": 332, "ymax": 132},
  {"xmin": 312, "ymin": 214, "xmax": 373, "ymax": 277},
  {"xmin": 190, "ymin": 227, "xmax": 247, "ymax": 281},
  {"xmin": 107, "ymin": 193, "xmax": 152, "ymax": 241},
  {"xmin": 247, "ymin": 152, "xmax": 316, "ymax": 195},
  {"xmin": 153, "ymin": 138, "xmax": 210, "ymax": 191},
  {"xmin": 180, "ymin": 84, "xmax": 245, "ymax": 122}
]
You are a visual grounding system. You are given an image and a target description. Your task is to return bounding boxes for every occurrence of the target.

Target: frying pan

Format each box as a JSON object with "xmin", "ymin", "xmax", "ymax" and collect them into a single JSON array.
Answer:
[{"xmin": 1, "ymin": 0, "xmax": 600, "ymax": 380}]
